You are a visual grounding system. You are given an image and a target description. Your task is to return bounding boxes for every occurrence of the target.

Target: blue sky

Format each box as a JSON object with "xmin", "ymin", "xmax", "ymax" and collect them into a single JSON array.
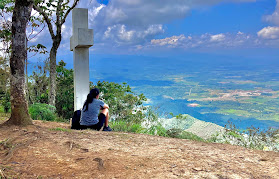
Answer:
[{"xmin": 27, "ymin": 0, "xmax": 279, "ymax": 64}]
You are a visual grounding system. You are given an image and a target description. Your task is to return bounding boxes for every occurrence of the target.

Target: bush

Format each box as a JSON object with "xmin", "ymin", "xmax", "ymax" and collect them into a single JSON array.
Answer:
[
  {"xmin": 209, "ymin": 121, "xmax": 279, "ymax": 152},
  {"xmin": 1, "ymin": 92, "xmax": 10, "ymax": 113},
  {"xmin": 166, "ymin": 128, "xmax": 205, "ymax": 142},
  {"xmin": 166, "ymin": 128, "xmax": 183, "ymax": 138},
  {"xmin": 154, "ymin": 124, "xmax": 169, "ymax": 137},
  {"xmin": 29, "ymin": 103, "xmax": 57, "ymax": 121},
  {"xmin": 56, "ymin": 60, "xmax": 74, "ymax": 119},
  {"xmin": 143, "ymin": 124, "xmax": 169, "ymax": 137},
  {"xmin": 27, "ymin": 60, "xmax": 73, "ymax": 120},
  {"xmin": 28, "ymin": 61, "xmax": 49, "ymax": 104},
  {"xmin": 110, "ymin": 120, "xmax": 144, "ymax": 133},
  {"xmin": 179, "ymin": 131, "xmax": 205, "ymax": 142},
  {"xmin": 94, "ymin": 81, "xmax": 146, "ymax": 123}
]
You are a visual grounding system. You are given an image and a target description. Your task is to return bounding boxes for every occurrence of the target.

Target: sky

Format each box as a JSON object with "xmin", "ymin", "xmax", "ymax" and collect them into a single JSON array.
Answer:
[{"xmin": 26, "ymin": 0, "xmax": 279, "ymax": 64}]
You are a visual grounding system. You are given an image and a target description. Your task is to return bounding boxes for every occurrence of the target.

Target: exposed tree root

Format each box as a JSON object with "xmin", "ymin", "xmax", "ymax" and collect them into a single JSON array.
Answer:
[
  {"xmin": 0, "ymin": 168, "xmax": 6, "ymax": 179},
  {"xmin": 3, "ymin": 137, "xmax": 37, "ymax": 163}
]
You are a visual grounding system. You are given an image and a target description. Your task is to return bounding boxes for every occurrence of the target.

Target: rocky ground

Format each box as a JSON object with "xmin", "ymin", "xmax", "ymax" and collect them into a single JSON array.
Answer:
[{"xmin": 0, "ymin": 120, "xmax": 278, "ymax": 179}]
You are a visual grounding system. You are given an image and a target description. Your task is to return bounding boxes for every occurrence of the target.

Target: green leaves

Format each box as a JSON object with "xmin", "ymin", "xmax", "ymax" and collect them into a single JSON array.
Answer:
[
  {"xmin": 0, "ymin": 29, "xmax": 11, "ymax": 38},
  {"xmin": 28, "ymin": 61, "xmax": 49, "ymax": 104},
  {"xmin": 27, "ymin": 44, "xmax": 47, "ymax": 54},
  {"xmin": 94, "ymin": 81, "xmax": 147, "ymax": 123},
  {"xmin": 29, "ymin": 103, "xmax": 57, "ymax": 121},
  {"xmin": 28, "ymin": 60, "xmax": 73, "ymax": 120},
  {"xmin": 1, "ymin": 91, "xmax": 10, "ymax": 113},
  {"xmin": 0, "ymin": 0, "xmax": 14, "ymax": 12},
  {"xmin": 34, "ymin": 0, "xmax": 79, "ymax": 22},
  {"xmin": 55, "ymin": 60, "xmax": 74, "ymax": 119}
]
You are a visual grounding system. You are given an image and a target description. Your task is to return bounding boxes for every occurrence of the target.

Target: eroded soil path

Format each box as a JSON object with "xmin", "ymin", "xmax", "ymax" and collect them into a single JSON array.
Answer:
[{"xmin": 0, "ymin": 120, "xmax": 278, "ymax": 179}]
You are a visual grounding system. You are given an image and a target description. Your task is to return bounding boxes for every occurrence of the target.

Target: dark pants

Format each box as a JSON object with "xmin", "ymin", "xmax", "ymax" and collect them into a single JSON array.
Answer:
[{"xmin": 80, "ymin": 113, "xmax": 106, "ymax": 131}]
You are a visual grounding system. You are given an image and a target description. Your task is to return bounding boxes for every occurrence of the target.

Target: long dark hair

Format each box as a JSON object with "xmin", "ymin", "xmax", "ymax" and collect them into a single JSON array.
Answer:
[{"xmin": 83, "ymin": 88, "xmax": 100, "ymax": 111}]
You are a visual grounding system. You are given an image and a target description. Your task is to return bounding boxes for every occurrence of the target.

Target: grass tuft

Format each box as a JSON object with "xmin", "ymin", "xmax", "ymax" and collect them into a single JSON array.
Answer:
[{"xmin": 49, "ymin": 127, "xmax": 71, "ymax": 132}]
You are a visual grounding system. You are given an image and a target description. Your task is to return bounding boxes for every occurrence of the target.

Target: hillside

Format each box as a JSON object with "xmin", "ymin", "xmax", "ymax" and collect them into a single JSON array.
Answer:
[
  {"xmin": 0, "ymin": 120, "xmax": 279, "ymax": 179},
  {"xmin": 161, "ymin": 114, "xmax": 224, "ymax": 139}
]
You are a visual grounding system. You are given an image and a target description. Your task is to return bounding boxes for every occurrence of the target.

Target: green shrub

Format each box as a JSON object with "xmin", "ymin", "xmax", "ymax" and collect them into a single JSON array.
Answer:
[
  {"xmin": 130, "ymin": 123, "xmax": 144, "ymax": 133},
  {"xmin": 28, "ymin": 60, "xmax": 73, "ymax": 119},
  {"xmin": 143, "ymin": 125, "xmax": 157, "ymax": 135},
  {"xmin": 110, "ymin": 120, "xmax": 144, "ymax": 133},
  {"xmin": 94, "ymin": 81, "xmax": 146, "ymax": 123},
  {"xmin": 210, "ymin": 121, "xmax": 279, "ymax": 152},
  {"xmin": 140, "ymin": 107, "xmax": 169, "ymax": 137},
  {"xmin": 107, "ymin": 118, "xmax": 204, "ymax": 142},
  {"xmin": 54, "ymin": 116, "xmax": 69, "ymax": 123},
  {"xmin": 166, "ymin": 128, "xmax": 183, "ymax": 138},
  {"xmin": 154, "ymin": 124, "xmax": 168, "ymax": 137},
  {"xmin": 166, "ymin": 128, "xmax": 204, "ymax": 142},
  {"xmin": 142, "ymin": 125, "xmax": 170, "ymax": 137},
  {"xmin": 56, "ymin": 60, "xmax": 74, "ymax": 119},
  {"xmin": 179, "ymin": 131, "xmax": 205, "ymax": 142},
  {"xmin": 1, "ymin": 92, "xmax": 10, "ymax": 113},
  {"xmin": 0, "ymin": 105, "xmax": 4, "ymax": 113},
  {"xmin": 110, "ymin": 120, "xmax": 129, "ymax": 132},
  {"xmin": 29, "ymin": 103, "xmax": 56, "ymax": 121}
]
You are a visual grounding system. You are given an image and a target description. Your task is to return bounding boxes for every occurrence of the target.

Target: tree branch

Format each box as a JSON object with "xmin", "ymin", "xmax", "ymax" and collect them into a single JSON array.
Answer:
[
  {"xmin": 62, "ymin": 0, "xmax": 70, "ymax": 9},
  {"xmin": 61, "ymin": 0, "xmax": 80, "ymax": 25},
  {"xmin": 56, "ymin": 0, "xmax": 62, "ymax": 27},
  {"xmin": 27, "ymin": 23, "xmax": 46, "ymax": 41},
  {"xmin": 33, "ymin": 5, "xmax": 55, "ymax": 39}
]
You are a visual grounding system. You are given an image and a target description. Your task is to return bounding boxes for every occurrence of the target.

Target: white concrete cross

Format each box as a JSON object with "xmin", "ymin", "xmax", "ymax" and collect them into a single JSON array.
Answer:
[{"xmin": 70, "ymin": 8, "xmax": 93, "ymax": 111}]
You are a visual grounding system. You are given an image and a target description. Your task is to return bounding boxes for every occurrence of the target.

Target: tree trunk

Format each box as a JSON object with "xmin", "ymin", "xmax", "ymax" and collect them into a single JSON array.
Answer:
[
  {"xmin": 25, "ymin": 53, "xmax": 29, "ymax": 104},
  {"xmin": 5, "ymin": 0, "xmax": 33, "ymax": 126},
  {"xmin": 48, "ymin": 39, "xmax": 60, "ymax": 107}
]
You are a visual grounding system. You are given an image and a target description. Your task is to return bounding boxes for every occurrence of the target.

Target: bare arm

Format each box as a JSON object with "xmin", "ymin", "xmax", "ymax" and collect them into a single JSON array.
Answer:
[
  {"xmin": 101, "ymin": 104, "xmax": 109, "ymax": 110},
  {"xmin": 103, "ymin": 104, "xmax": 109, "ymax": 109}
]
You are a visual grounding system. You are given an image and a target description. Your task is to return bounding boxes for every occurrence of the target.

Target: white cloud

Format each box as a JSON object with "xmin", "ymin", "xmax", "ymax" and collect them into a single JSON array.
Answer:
[
  {"xmin": 117, "ymin": 25, "xmax": 135, "ymax": 41},
  {"xmin": 257, "ymin": 26, "xmax": 279, "ymax": 40},
  {"xmin": 210, "ymin": 34, "xmax": 226, "ymax": 42},
  {"xmin": 97, "ymin": 0, "xmax": 190, "ymax": 26},
  {"xmin": 254, "ymin": 0, "xmax": 279, "ymax": 47},
  {"xmin": 264, "ymin": 0, "xmax": 279, "ymax": 26},
  {"xmin": 88, "ymin": 4, "xmax": 106, "ymax": 22},
  {"xmin": 237, "ymin": 31, "xmax": 244, "ymax": 35},
  {"xmin": 150, "ymin": 32, "xmax": 258, "ymax": 49},
  {"xmin": 94, "ymin": 0, "xmax": 254, "ymax": 27},
  {"xmin": 85, "ymin": 0, "xmax": 256, "ymax": 47},
  {"xmin": 61, "ymin": 24, "xmax": 72, "ymax": 40},
  {"xmin": 27, "ymin": 0, "xmax": 259, "ymax": 54},
  {"xmin": 151, "ymin": 35, "xmax": 186, "ymax": 46},
  {"xmin": 103, "ymin": 24, "xmax": 164, "ymax": 44}
]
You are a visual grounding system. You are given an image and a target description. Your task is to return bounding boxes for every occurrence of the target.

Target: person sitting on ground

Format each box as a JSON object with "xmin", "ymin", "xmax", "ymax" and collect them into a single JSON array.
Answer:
[{"xmin": 80, "ymin": 88, "xmax": 112, "ymax": 131}]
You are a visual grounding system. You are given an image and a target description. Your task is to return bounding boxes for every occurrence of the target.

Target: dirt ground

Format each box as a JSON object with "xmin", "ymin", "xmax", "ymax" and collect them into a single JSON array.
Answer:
[{"xmin": 0, "ymin": 120, "xmax": 278, "ymax": 179}]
